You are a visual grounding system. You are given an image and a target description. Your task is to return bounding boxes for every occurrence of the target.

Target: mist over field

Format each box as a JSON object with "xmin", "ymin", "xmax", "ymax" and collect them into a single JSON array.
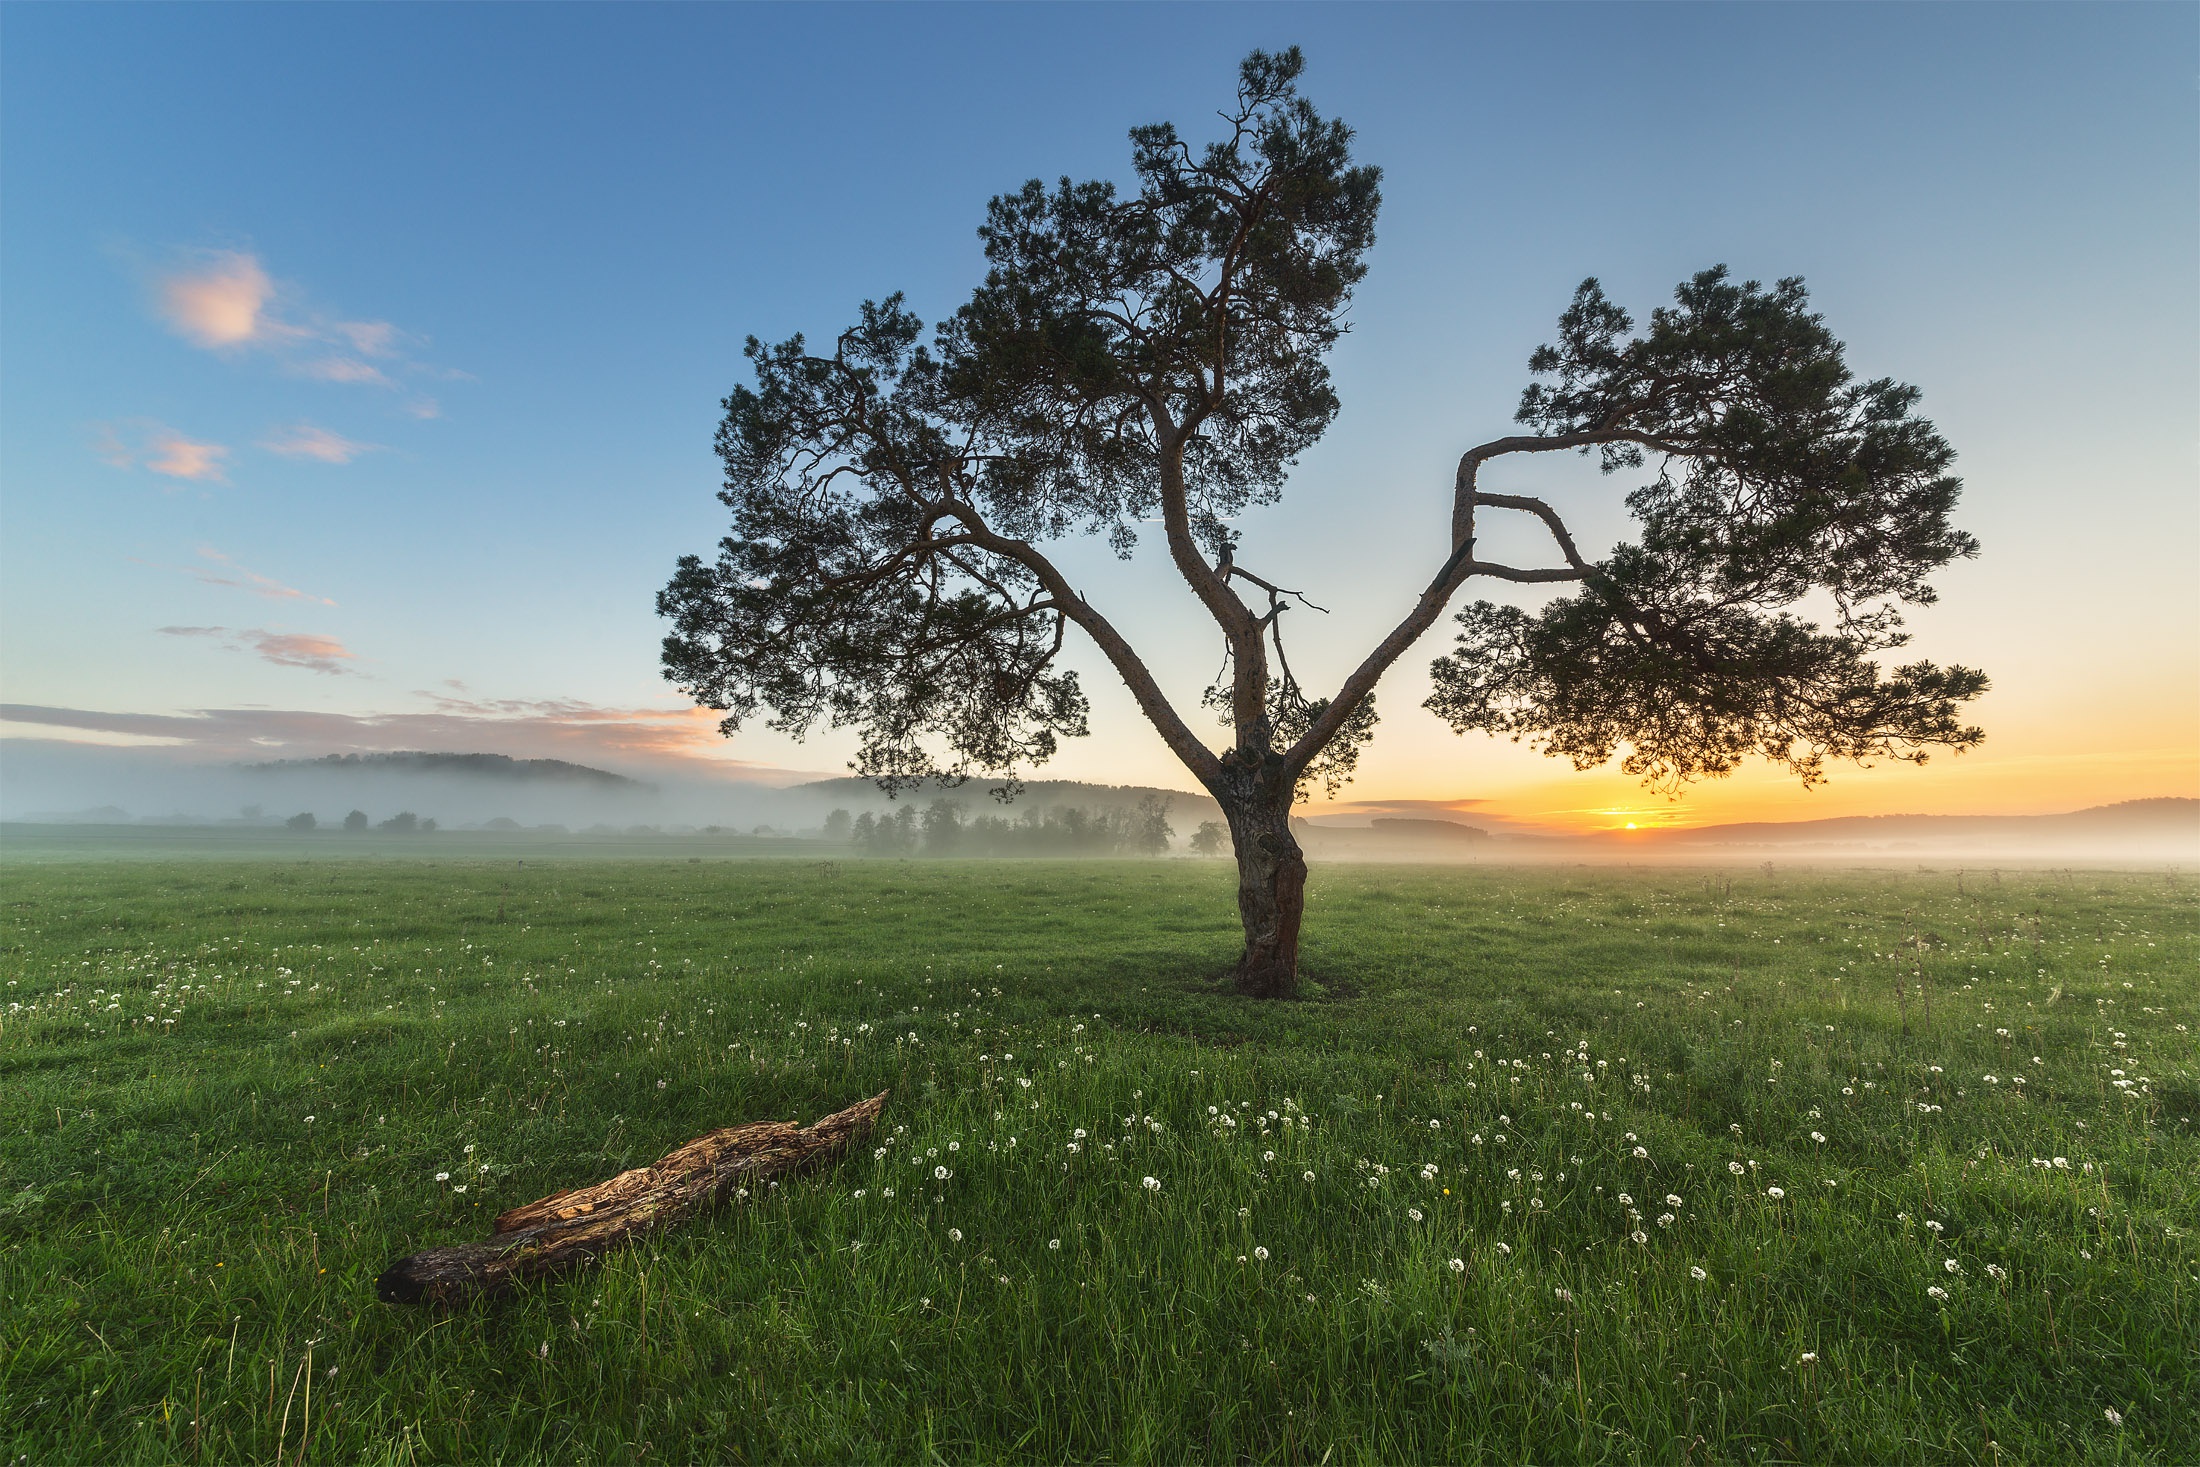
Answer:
[{"xmin": 6, "ymin": 737, "xmax": 2193, "ymax": 864}]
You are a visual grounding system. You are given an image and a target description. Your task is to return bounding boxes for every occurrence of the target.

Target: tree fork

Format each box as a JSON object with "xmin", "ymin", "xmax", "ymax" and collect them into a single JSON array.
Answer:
[{"xmin": 376, "ymin": 1092, "xmax": 886, "ymax": 1306}]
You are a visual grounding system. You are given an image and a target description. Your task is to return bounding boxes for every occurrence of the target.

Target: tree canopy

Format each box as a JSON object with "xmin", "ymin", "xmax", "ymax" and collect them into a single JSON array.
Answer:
[{"xmin": 660, "ymin": 47, "xmax": 1987, "ymax": 996}]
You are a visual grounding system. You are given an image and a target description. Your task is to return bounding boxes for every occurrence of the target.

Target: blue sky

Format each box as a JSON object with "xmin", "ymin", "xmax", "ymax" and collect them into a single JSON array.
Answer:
[{"xmin": 4, "ymin": 3, "xmax": 2194, "ymax": 828}]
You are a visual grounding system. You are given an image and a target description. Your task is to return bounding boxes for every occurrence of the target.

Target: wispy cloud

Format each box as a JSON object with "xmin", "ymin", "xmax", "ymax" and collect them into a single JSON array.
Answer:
[
  {"xmin": 148, "ymin": 248, "xmax": 459, "ymax": 402},
  {"xmin": 259, "ymin": 423, "xmax": 380, "ymax": 464},
  {"xmin": 146, "ymin": 433, "xmax": 232, "ymax": 481},
  {"xmin": 0, "ymin": 700, "xmax": 816, "ymax": 782},
  {"xmin": 158, "ymin": 625, "xmax": 359, "ymax": 676},
  {"xmin": 180, "ymin": 547, "xmax": 338, "ymax": 605},
  {"xmin": 295, "ymin": 356, "xmax": 394, "ymax": 387},
  {"xmin": 157, "ymin": 250, "xmax": 284, "ymax": 349},
  {"xmin": 94, "ymin": 421, "xmax": 231, "ymax": 483}
]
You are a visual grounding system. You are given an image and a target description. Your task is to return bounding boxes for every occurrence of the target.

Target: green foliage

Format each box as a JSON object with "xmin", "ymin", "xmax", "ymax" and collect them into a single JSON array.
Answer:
[
  {"xmin": 1430, "ymin": 270, "xmax": 1987, "ymax": 790},
  {"xmin": 3, "ymin": 857, "xmax": 2194, "ymax": 1463},
  {"xmin": 658, "ymin": 48, "xmax": 1380, "ymax": 795}
]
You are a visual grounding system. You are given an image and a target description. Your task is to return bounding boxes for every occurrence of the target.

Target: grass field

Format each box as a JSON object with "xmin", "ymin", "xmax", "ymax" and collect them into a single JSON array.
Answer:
[{"xmin": 2, "ymin": 853, "xmax": 2194, "ymax": 1463}]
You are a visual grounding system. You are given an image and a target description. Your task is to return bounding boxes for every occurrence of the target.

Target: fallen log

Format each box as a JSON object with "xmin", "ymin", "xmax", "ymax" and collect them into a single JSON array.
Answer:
[{"xmin": 376, "ymin": 1091, "xmax": 887, "ymax": 1305}]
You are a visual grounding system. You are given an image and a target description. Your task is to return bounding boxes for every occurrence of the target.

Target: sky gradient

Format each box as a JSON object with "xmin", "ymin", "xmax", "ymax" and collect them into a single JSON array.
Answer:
[{"xmin": 4, "ymin": 3, "xmax": 2195, "ymax": 832}]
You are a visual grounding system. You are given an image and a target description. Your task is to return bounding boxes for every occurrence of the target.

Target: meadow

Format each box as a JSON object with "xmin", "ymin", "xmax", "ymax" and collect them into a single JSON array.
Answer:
[{"xmin": 1, "ymin": 850, "xmax": 2193, "ymax": 1464}]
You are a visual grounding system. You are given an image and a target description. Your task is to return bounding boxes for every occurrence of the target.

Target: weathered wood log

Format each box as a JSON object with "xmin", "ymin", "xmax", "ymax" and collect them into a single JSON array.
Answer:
[{"xmin": 376, "ymin": 1091, "xmax": 887, "ymax": 1305}]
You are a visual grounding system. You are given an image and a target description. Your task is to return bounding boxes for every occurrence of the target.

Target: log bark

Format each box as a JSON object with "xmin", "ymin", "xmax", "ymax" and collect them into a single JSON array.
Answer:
[{"xmin": 376, "ymin": 1091, "xmax": 887, "ymax": 1306}]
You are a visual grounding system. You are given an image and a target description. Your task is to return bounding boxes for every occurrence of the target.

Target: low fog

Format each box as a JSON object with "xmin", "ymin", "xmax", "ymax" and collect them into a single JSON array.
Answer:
[{"xmin": 3, "ymin": 738, "xmax": 2193, "ymax": 863}]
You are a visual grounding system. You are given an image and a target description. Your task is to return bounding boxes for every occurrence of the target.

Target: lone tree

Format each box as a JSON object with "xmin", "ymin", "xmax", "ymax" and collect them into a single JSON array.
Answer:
[{"xmin": 660, "ymin": 49, "xmax": 1987, "ymax": 998}]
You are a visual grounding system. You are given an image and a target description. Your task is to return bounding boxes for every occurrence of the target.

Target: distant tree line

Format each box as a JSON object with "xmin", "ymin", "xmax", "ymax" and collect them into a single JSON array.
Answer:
[
  {"xmin": 830, "ymin": 797, "xmax": 1174, "ymax": 857},
  {"xmin": 282, "ymin": 810, "xmax": 438, "ymax": 833}
]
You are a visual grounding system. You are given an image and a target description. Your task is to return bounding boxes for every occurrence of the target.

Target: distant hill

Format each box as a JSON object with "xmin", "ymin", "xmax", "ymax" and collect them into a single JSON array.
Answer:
[
  {"xmin": 242, "ymin": 752, "xmax": 647, "ymax": 790},
  {"xmin": 1643, "ymin": 798, "xmax": 2197, "ymax": 847},
  {"xmin": 1369, "ymin": 818, "xmax": 1491, "ymax": 842}
]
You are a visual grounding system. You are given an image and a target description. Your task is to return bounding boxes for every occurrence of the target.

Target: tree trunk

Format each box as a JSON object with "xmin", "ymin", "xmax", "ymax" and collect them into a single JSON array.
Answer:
[
  {"xmin": 376, "ymin": 1091, "xmax": 885, "ymax": 1306},
  {"xmin": 1225, "ymin": 793, "xmax": 1306, "ymax": 999}
]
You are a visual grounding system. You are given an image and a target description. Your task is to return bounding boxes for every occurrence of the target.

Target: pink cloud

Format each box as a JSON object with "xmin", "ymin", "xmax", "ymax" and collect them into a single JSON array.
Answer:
[
  {"xmin": 94, "ymin": 420, "xmax": 227, "ymax": 480},
  {"xmin": 334, "ymin": 320, "xmax": 402, "ymax": 357},
  {"xmin": 259, "ymin": 423, "xmax": 379, "ymax": 464},
  {"xmin": 158, "ymin": 625, "xmax": 358, "ymax": 676},
  {"xmin": 157, "ymin": 250, "xmax": 277, "ymax": 348},
  {"xmin": 145, "ymin": 432, "xmax": 231, "ymax": 482},
  {"xmin": 185, "ymin": 547, "xmax": 337, "ymax": 605},
  {"xmin": 145, "ymin": 248, "xmax": 462, "ymax": 401},
  {"xmin": 296, "ymin": 356, "xmax": 393, "ymax": 387}
]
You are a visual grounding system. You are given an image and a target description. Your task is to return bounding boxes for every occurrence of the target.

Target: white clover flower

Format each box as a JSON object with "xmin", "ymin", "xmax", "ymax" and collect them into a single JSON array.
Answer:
[
  {"xmin": 1047, "ymin": 1238, "xmax": 1061, "ymax": 1250},
  {"xmin": 1253, "ymin": 1246, "xmax": 1269, "ymax": 1261},
  {"xmin": 1618, "ymin": 1193, "xmax": 1633, "ymax": 1205},
  {"xmin": 1658, "ymin": 1213, "xmax": 1676, "ymax": 1228},
  {"xmin": 1632, "ymin": 1146, "xmax": 1648, "ymax": 1159},
  {"xmin": 1631, "ymin": 1230, "xmax": 1648, "ymax": 1244},
  {"xmin": 934, "ymin": 1166, "xmax": 950, "ymax": 1181},
  {"xmin": 2105, "ymin": 1409, "xmax": 2123, "ymax": 1427},
  {"xmin": 1729, "ymin": 1162, "xmax": 1746, "ymax": 1175},
  {"xmin": 1407, "ymin": 1208, "xmax": 1424, "ymax": 1223},
  {"xmin": 1449, "ymin": 1258, "xmax": 1466, "ymax": 1274},
  {"xmin": 1767, "ymin": 1187, "xmax": 1785, "ymax": 1200},
  {"xmin": 948, "ymin": 1141, "xmax": 959, "ymax": 1152},
  {"xmin": 948, "ymin": 1228, "xmax": 963, "ymax": 1243},
  {"xmin": 1943, "ymin": 1258, "xmax": 1961, "ymax": 1274},
  {"xmin": 452, "ymin": 1184, "xmax": 467, "ymax": 1194},
  {"xmin": 1690, "ymin": 1266, "xmax": 1707, "ymax": 1281},
  {"xmin": 1799, "ymin": 1352, "xmax": 1818, "ymax": 1365},
  {"xmin": 1302, "ymin": 1170, "xmax": 1316, "ymax": 1183},
  {"xmin": 435, "ymin": 1172, "xmax": 450, "ymax": 1183},
  {"xmin": 1142, "ymin": 1176, "xmax": 1161, "ymax": 1192},
  {"xmin": 1927, "ymin": 1285, "xmax": 1949, "ymax": 1301},
  {"xmin": 304, "ymin": 1116, "xmax": 316, "ymax": 1125},
  {"xmin": 1985, "ymin": 1264, "xmax": 2008, "ymax": 1281},
  {"xmin": 1554, "ymin": 1287, "xmax": 1573, "ymax": 1303},
  {"xmin": 1496, "ymin": 1242, "xmax": 1513, "ymax": 1256},
  {"xmin": 1665, "ymin": 1194, "xmax": 1683, "ymax": 1208}
]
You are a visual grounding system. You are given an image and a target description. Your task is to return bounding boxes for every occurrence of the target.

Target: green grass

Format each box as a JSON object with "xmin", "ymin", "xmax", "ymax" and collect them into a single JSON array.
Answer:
[{"xmin": 2, "ymin": 856, "xmax": 2194, "ymax": 1463}]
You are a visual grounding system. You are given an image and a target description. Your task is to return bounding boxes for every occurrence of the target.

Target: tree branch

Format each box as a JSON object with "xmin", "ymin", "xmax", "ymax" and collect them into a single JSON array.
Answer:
[{"xmin": 945, "ymin": 499, "xmax": 1223, "ymax": 785}]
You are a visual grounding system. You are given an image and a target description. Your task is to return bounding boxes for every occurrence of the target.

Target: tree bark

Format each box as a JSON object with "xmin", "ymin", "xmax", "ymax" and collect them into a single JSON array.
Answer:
[
  {"xmin": 1223, "ymin": 788, "xmax": 1306, "ymax": 999},
  {"xmin": 376, "ymin": 1091, "xmax": 886, "ymax": 1306}
]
